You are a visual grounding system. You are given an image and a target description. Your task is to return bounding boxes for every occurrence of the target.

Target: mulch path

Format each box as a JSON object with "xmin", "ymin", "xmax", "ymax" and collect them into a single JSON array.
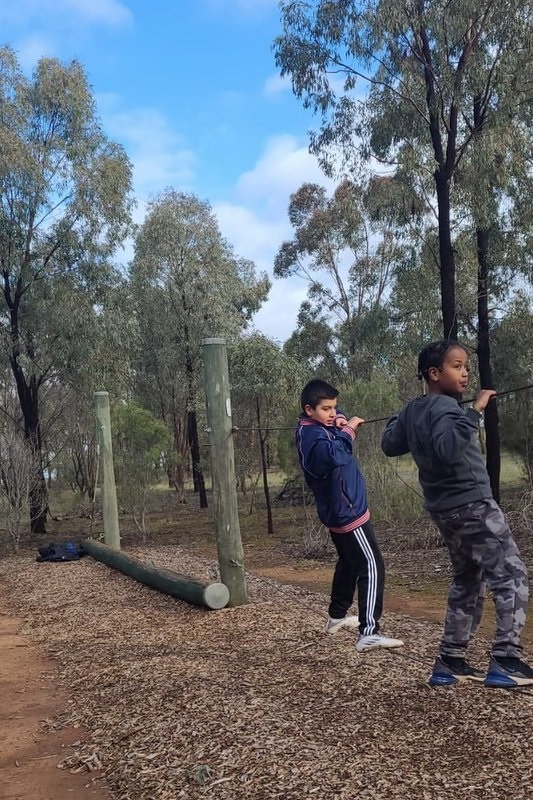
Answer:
[{"xmin": 1, "ymin": 545, "xmax": 532, "ymax": 800}]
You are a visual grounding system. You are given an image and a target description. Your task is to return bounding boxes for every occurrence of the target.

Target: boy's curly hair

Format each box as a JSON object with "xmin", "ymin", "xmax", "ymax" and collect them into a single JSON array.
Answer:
[{"xmin": 417, "ymin": 340, "xmax": 462, "ymax": 382}]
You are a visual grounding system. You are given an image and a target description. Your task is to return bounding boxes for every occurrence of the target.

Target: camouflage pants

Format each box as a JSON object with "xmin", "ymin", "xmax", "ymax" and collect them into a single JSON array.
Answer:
[{"xmin": 430, "ymin": 497, "xmax": 528, "ymax": 659}]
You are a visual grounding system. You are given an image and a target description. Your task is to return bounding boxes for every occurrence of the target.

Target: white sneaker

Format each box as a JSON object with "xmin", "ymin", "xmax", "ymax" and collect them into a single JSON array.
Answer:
[
  {"xmin": 325, "ymin": 615, "xmax": 359, "ymax": 634},
  {"xmin": 355, "ymin": 633, "xmax": 404, "ymax": 652}
]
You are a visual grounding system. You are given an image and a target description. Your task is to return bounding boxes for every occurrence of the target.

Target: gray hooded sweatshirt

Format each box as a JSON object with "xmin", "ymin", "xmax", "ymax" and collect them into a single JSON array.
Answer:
[{"xmin": 381, "ymin": 394, "xmax": 492, "ymax": 512}]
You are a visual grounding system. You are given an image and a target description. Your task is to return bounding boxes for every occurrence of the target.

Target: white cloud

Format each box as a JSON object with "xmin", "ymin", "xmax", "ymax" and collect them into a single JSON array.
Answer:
[
  {"xmin": 215, "ymin": 199, "xmax": 306, "ymax": 342},
  {"xmin": 97, "ymin": 95, "xmax": 197, "ymax": 199},
  {"xmin": 215, "ymin": 135, "xmax": 331, "ymax": 267},
  {"xmin": 249, "ymin": 281, "xmax": 307, "ymax": 344},
  {"xmin": 112, "ymin": 123, "xmax": 329, "ymax": 342},
  {"xmin": 214, "ymin": 202, "xmax": 287, "ymax": 267},
  {"xmin": 202, "ymin": 0, "xmax": 277, "ymax": 16},
  {"xmin": 1, "ymin": 0, "xmax": 131, "ymax": 27},
  {"xmin": 234, "ymin": 134, "xmax": 333, "ymax": 217},
  {"xmin": 14, "ymin": 35, "xmax": 57, "ymax": 70},
  {"xmin": 263, "ymin": 73, "xmax": 291, "ymax": 96},
  {"xmin": 213, "ymin": 135, "xmax": 333, "ymax": 341}
]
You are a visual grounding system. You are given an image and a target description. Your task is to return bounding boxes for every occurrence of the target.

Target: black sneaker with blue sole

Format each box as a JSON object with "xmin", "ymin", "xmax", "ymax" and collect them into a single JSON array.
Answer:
[
  {"xmin": 429, "ymin": 655, "xmax": 485, "ymax": 687},
  {"xmin": 484, "ymin": 656, "xmax": 533, "ymax": 688}
]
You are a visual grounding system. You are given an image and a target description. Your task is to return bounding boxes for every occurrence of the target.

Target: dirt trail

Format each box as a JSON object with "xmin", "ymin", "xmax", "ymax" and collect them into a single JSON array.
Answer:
[{"xmin": 0, "ymin": 608, "xmax": 113, "ymax": 800}]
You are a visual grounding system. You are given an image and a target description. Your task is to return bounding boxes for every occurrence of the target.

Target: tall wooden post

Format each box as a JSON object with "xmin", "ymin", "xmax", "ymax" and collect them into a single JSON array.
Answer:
[
  {"xmin": 202, "ymin": 338, "xmax": 247, "ymax": 606},
  {"xmin": 94, "ymin": 391, "xmax": 121, "ymax": 551}
]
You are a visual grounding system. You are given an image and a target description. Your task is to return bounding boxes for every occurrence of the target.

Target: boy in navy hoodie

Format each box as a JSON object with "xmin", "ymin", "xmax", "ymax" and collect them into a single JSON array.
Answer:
[{"xmin": 297, "ymin": 379, "xmax": 403, "ymax": 652}]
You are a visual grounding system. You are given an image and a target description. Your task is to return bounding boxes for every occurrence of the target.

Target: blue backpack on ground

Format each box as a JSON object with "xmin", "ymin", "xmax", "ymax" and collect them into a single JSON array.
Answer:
[{"xmin": 36, "ymin": 541, "xmax": 86, "ymax": 562}]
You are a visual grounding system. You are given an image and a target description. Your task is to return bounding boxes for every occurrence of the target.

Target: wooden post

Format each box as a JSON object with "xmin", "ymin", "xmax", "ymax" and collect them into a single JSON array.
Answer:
[
  {"xmin": 94, "ymin": 391, "xmax": 121, "ymax": 551},
  {"xmin": 202, "ymin": 338, "xmax": 248, "ymax": 606}
]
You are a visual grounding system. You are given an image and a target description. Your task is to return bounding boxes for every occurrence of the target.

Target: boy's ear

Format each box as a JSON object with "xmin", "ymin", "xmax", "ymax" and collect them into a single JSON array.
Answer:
[
  {"xmin": 427, "ymin": 366, "xmax": 440, "ymax": 383},
  {"xmin": 303, "ymin": 403, "xmax": 314, "ymax": 416}
]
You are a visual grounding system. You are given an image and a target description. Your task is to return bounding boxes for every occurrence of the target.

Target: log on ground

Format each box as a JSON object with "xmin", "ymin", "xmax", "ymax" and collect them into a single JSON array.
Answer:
[{"xmin": 81, "ymin": 538, "xmax": 229, "ymax": 609}]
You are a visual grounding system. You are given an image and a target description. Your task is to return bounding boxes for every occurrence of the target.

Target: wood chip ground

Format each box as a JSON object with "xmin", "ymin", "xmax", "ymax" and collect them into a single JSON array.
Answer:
[{"xmin": 1, "ymin": 546, "xmax": 532, "ymax": 800}]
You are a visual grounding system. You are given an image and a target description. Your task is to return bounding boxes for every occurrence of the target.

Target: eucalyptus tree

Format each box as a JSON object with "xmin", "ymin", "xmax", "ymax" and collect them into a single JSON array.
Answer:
[
  {"xmin": 0, "ymin": 426, "xmax": 45, "ymax": 551},
  {"xmin": 275, "ymin": 0, "xmax": 533, "ymax": 498},
  {"xmin": 283, "ymin": 301, "xmax": 343, "ymax": 384},
  {"xmin": 228, "ymin": 334, "xmax": 305, "ymax": 534},
  {"xmin": 0, "ymin": 47, "xmax": 133, "ymax": 531},
  {"xmin": 274, "ymin": 0, "xmax": 533, "ymax": 340},
  {"xmin": 455, "ymin": 109, "xmax": 533, "ymax": 498},
  {"xmin": 112, "ymin": 402, "xmax": 171, "ymax": 540},
  {"xmin": 51, "ymin": 281, "xmax": 137, "ymax": 501},
  {"xmin": 491, "ymin": 299, "xmax": 533, "ymax": 481},
  {"xmin": 130, "ymin": 190, "xmax": 270, "ymax": 506},
  {"xmin": 275, "ymin": 179, "xmax": 401, "ymax": 380}
]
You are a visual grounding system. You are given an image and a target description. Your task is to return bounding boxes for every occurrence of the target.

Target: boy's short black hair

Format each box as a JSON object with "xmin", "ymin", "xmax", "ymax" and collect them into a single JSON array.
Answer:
[
  {"xmin": 300, "ymin": 379, "xmax": 338, "ymax": 411},
  {"xmin": 417, "ymin": 339, "xmax": 463, "ymax": 381}
]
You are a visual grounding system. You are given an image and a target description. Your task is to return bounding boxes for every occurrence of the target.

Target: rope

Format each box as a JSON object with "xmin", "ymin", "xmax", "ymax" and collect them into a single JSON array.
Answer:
[{"xmin": 229, "ymin": 381, "xmax": 533, "ymax": 433}]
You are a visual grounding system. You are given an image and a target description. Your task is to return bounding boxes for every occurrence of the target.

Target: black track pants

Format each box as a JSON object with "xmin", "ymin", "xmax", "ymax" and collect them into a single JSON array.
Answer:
[{"xmin": 329, "ymin": 520, "xmax": 385, "ymax": 636}]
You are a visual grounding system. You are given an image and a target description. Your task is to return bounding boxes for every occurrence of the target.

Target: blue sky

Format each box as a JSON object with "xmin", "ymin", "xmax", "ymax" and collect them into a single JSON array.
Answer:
[{"xmin": 1, "ymin": 0, "xmax": 337, "ymax": 343}]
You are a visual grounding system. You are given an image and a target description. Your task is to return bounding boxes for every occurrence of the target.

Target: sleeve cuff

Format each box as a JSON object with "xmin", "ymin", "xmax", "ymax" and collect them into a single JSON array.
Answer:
[{"xmin": 465, "ymin": 406, "xmax": 482, "ymax": 425}]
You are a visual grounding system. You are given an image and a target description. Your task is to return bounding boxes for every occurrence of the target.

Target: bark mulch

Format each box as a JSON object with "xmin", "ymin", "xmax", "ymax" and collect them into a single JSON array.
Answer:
[{"xmin": 1, "ymin": 545, "xmax": 532, "ymax": 800}]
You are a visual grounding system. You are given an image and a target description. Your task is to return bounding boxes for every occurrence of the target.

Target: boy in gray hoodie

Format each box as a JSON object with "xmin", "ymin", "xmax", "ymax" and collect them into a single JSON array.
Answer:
[{"xmin": 381, "ymin": 340, "xmax": 533, "ymax": 688}]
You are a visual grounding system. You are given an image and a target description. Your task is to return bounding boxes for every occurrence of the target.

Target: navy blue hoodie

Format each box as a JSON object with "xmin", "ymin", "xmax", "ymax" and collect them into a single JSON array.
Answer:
[{"xmin": 296, "ymin": 415, "xmax": 370, "ymax": 532}]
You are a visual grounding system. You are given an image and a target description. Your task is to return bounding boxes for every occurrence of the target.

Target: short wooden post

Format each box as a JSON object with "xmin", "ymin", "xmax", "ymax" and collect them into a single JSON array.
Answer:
[
  {"xmin": 202, "ymin": 338, "xmax": 247, "ymax": 606},
  {"xmin": 94, "ymin": 391, "xmax": 121, "ymax": 550}
]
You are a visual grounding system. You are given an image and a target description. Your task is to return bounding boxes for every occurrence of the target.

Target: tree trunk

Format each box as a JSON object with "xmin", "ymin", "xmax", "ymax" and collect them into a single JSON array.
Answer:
[
  {"xmin": 476, "ymin": 226, "xmax": 501, "ymax": 502},
  {"xmin": 183, "ymin": 326, "xmax": 207, "ymax": 508},
  {"xmin": 256, "ymin": 398, "xmax": 274, "ymax": 535},
  {"xmin": 10, "ymin": 364, "xmax": 47, "ymax": 533},
  {"xmin": 434, "ymin": 170, "xmax": 458, "ymax": 340},
  {"xmin": 188, "ymin": 410, "xmax": 208, "ymax": 509},
  {"xmin": 170, "ymin": 412, "xmax": 188, "ymax": 502}
]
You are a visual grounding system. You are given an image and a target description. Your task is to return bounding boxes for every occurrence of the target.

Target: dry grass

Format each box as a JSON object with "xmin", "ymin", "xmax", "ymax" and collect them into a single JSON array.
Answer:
[{"xmin": 2, "ymin": 542, "xmax": 533, "ymax": 800}]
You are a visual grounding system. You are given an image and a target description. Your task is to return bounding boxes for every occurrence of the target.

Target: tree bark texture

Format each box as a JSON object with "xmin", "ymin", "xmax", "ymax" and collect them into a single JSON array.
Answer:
[
  {"xmin": 188, "ymin": 410, "xmax": 208, "ymax": 508},
  {"xmin": 435, "ymin": 171, "xmax": 458, "ymax": 340},
  {"xmin": 256, "ymin": 398, "xmax": 274, "ymax": 535},
  {"xmin": 476, "ymin": 226, "xmax": 501, "ymax": 502},
  {"xmin": 10, "ymin": 363, "xmax": 47, "ymax": 533}
]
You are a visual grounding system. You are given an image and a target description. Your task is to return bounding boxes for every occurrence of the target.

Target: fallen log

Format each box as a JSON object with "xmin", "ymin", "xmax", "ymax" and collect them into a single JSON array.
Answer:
[{"xmin": 81, "ymin": 539, "xmax": 230, "ymax": 610}]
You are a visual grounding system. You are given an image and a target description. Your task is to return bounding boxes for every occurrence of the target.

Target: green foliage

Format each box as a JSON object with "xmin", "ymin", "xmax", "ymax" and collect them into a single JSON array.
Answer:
[
  {"xmin": 228, "ymin": 334, "xmax": 305, "ymax": 494},
  {"xmin": 283, "ymin": 302, "xmax": 343, "ymax": 383},
  {"xmin": 0, "ymin": 427, "xmax": 45, "ymax": 550},
  {"xmin": 229, "ymin": 333, "xmax": 305, "ymax": 414},
  {"xmin": 492, "ymin": 301, "xmax": 533, "ymax": 480},
  {"xmin": 334, "ymin": 376, "xmax": 424, "ymax": 522},
  {"xmin": 335, "ymin": 375, "xmax": 400, "ymax": 442},
  {"xmin": 275, "ymin": 178, "xmax": 404, "ymax": 379},
  {"xmin": 112, "ymin": 402, "xmax": 170, "ymax": 485},
  {"xmin": 111, "ymin": 403, "xmax": 170, "ymax": 539},
  {"xmin": 130, "ymin": 190, "xmax": 270, "ymax": 497},
  {"xmin": 111, "ymin": 402, "xmax": 171, "ymax": 537},
  {"xmin": 276, "ymin": 407, "xmax": 301, "ymax": 478},
  {"xmin": 0, "ymin": 46, "xmax": 134, "ymax": 528},
  {"xmin": 275, "ymin": 0, "xmax": 533, "ymax": 342}
]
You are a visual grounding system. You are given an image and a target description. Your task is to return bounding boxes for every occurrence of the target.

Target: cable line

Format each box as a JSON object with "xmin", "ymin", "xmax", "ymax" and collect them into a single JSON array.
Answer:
[{"xmin": 228, "ymin": 381, "xmax": 533, "ymax": 434}]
